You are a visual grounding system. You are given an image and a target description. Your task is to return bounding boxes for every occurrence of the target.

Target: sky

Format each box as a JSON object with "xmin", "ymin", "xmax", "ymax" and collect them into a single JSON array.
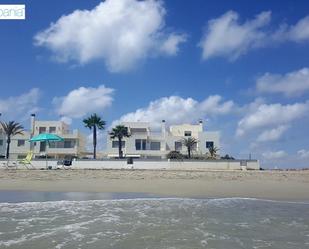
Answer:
[{"xmin": 0, "ymin": 0, "xmax": 309, "ymax": 168}]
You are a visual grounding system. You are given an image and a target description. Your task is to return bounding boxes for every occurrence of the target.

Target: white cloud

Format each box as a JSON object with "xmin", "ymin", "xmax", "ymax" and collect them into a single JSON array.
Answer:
[
  {"xmin": 34, "ymin": 0, "xmax": 187, "ymax": 72},
  {"xmin": 53, "ymin": 85, "xmax": 114, "ymax": 119},
  {"xmin": 236, "ymin": 101, "xmax": 309, "ymax": 136},
  {"xmin": 0, "ymin": 88, "xmax": 41, "ymax": 121},
  {"xmin": 262, "ymin": 150, "xmax": 287, "ymax": 159},
  {"xmin": 199, "ymin": 11, "xmax": 309, "ymax": 60},
  {"xmin": 159, "ymin": 33, "xmax": 187, "ymax": 55},
  {"xmin": 297, "ymin": 149, "xmax": 309, "ymax": 159},
  {"xmin": 199, "ymin": 10, "xmax": 271, "ymax": 60},
  {"xmin": 256, "ymin": 67, "xmax": 309, "ymax": 97},
  {"xmin": 274, "ymin": 16, "xmax": 309, "ymax": 42},
  {"xmin": 112, "ymin": 95, "xmax": 234, "ymax": 129},
  {"xmin": 59, "ymin": 116, "xmax": 72, "ymax": 125},
  {"xmin": 257, "ymin": 125, "xmax": 289, "ymax": 142}
]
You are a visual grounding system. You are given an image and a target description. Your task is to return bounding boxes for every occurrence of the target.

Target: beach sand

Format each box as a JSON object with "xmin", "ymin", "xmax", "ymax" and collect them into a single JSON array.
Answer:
[{"xmin": 0, "ymin": 169, "xmax": 308, "ymax": 201}]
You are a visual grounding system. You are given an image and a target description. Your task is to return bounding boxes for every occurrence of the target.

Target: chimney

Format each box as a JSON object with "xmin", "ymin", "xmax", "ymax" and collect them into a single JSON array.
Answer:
[
  {"xmin": 199, "ymin": 119, "xmax": 203, "ymax": 131},
  {"xmin": 30, "ymin": 114, "xmax": 36, "ymax": 136},
  {"xmin": 161, "ymin": 120, "xmax": 166, "ymax": 137}
]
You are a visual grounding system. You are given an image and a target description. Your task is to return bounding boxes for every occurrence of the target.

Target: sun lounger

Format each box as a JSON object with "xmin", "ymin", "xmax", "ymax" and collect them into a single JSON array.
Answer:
[{"xmin": 18, "ymin": 151, "xmax": 34, "ymax": 169}]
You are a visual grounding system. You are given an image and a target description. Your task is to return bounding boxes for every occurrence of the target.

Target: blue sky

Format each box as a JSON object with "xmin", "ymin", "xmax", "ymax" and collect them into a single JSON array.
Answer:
[{"xmin": 1, "ymin": 0, "xmax": 309, "ymax": 168}]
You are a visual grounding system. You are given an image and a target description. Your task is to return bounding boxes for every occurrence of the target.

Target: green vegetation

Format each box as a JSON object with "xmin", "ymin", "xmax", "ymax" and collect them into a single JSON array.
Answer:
[
  {"xmin": 83, "ymin": 113, "xmax": 105, "ymax": 159},
  {"xmin": 109, "ymin": 125, "xmax": 130, "ymax": 158},
  {"xmin": 0, "ymin": 121, "xmax": 24, "ymax": 159},
  {"xmin": 181, "ymin": 137, "xmax": 198, "ymax": 159}
]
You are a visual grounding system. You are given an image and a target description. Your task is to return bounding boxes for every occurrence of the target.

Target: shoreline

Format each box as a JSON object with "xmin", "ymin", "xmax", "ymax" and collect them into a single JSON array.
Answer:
[{"xmin": 0, "ymin": 169, "xmax": 308, "ymax": 201}]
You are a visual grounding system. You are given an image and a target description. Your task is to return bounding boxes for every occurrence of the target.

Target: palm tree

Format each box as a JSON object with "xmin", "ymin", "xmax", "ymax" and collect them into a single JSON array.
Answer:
[
  {"xmin": 208, "ymin": 146, "xmax": 219, "ymax": 159},
  {"xmin": 109, "ymin": 125, "xmax": 130, "ymax": 158},
  {"xmin": 181, "ymin": 137, "xmax": 198, "ymax": 159},
  {"xmin": 0, "ymin": 121, "xmax": 24, "ymax": 159},
  {"xmin": 83, "ymin": 114, "xmax": 105, "ymax": 159}
]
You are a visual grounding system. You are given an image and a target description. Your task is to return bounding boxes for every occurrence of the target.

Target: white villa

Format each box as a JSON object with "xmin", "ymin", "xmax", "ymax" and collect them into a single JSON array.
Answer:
[
  {"xmin": 0, "ymin": 114, "xmax": 86, "ymax": 159},
  {"xmin": 106, "ymin": 120, "xmax": 220, "ymax": 158}
]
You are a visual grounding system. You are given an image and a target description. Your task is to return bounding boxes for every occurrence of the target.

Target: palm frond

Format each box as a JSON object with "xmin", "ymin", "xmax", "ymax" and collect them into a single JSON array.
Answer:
[{"xmin": 83, "ymin": 113, "xmax": 106, "ymax": 130}]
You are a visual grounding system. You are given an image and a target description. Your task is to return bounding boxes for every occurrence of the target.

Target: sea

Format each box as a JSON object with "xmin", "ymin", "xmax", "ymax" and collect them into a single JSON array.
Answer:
[{"xmin": 0, "ymin": 191, "xmax": 308, "ymax": 249}]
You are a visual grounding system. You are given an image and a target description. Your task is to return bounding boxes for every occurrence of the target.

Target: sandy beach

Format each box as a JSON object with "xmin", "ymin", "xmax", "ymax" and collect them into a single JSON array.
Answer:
[{"xmin": 0, "ymin": 169, "xmax": 308, "ymax": 201}]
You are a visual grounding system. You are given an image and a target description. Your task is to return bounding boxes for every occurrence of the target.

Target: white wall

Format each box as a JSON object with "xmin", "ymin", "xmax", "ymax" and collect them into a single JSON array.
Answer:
[
  {"xmin": 0, "ymin": 159, "xmax": 260, "ymax": 170},
  {"xmin": 70, "ymin": 159, "xmax": 260, "ymax": 170}
]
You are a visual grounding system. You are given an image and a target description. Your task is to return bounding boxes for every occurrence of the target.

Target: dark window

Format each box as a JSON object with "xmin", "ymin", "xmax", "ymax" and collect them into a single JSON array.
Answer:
[
  {"xmin": 206, "ymin": 141, "xmax": 214, "ymax": 149},
  {"xmin": 39, "ymin": 127, "xmax": 46, "ymax": 134},
  {"xmin": 184, "ymin": 131, "xmax": 192, "ymax": 136},
  {"xmin": 112, "ymin": 141, "xmax": 125, "ymax": 148},
  {"xmin": 49, "ymin": 127, "xmax": 56, "ymax": 133},
  {"xmin": 17, "ymin": 140, "xmax": 25, "ymax": 147},
  {"xmin": 150, "ymin": 142, "xmax": 160, "ymax": 150},
  {"xmin": 135, "ymin": 139, "xmax": 146, "ymax": 150},
  {"xmin": 64, "ymin": 140, "xmax": 75, "ymax": 148},
  {"xmin": 40, "ymin": 141, "xmax": 46, "ymax": 152},
  {"xmin": 175, "ymin": 142, "xmax": 182, "ymax": 151},
  {"xmin": 0, "ymin": 140, "xmax": 3, "ymax": 146},
  {"xmin": 49, "ymin": 141, "xmax": 56, "ymax": 148}
]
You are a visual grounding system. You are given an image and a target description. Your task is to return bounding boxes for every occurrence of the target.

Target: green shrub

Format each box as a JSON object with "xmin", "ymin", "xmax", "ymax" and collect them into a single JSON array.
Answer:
[{"xmin": 166, "ymin": 151, "xmax": 184, "ymax": 160}]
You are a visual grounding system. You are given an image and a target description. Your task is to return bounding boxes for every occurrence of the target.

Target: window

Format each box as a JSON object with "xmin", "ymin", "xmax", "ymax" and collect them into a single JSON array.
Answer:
[
  {"xmin": 0, "ymin": 140, "xmax": 3, "ymax": 146},
  {"xmin": 150, "ymin": 141, "xmax": 160, "ymax": 150},
  {"xmin": 64, "ymin": 140, "xmax": 75, "ymax": 148},
  {"xmin": 175, "ymin": 141, "xmax": 182, "ymax": 151},
  {"xmin": 135, "ymin": 139, "xmax": 146, "ymax": 150},
  {"xmin": 49, "ymin": 127, "xmax": 56, "ymax": 133},
  {"xmin": 206, "ymin": 141, "xmax": 214, "ymax": 149},
  {"xmin": 192, "ymin": 143, "xmax": 197, "ymax": 150},
  {"xmin": 184, "ymin": 131, "xmax": 192, "ymax": 136},
  {"xmin": 49, "ymin": 141, "xmax": 56, "ymax": 148},
  {"xmin": 112, "ymin": 141, "xmax": 125, "ymax": 148},
  {"xmin": 17, "ymin": 140, "xmax": 25, "ymax": 147},
  {"xmin": 40, "ymin": 141, "xmax": 46, "ymax": 152},
  {"xmin": 39, "ymin": 127, "xmax": 46, "ymax": 134}
]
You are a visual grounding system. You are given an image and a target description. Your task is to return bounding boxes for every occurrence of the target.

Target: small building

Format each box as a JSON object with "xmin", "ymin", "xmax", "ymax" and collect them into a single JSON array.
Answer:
[
  {"xmin": 106, "ymin": 120, "xmax": 220, "ymax": 158},
  {"xmin": 0, "ymin": 114, "xmax": 86, "ymax": 159}
]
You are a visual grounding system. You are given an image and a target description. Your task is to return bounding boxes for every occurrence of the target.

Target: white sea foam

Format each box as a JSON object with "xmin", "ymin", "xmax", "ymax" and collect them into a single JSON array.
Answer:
[{"xmin": 0, "ymin": 197, "xmax": 308, "ymax": 249}]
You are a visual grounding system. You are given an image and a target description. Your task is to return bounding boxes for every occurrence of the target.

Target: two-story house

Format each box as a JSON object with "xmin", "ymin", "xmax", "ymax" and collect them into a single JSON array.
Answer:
[
  {"xmin": 106, "ymin": 120, "xmax": 220, "ymax": 158},
  {"xmin": 0, "ymin": 114, "xmax": 86, "ymax": 159}
]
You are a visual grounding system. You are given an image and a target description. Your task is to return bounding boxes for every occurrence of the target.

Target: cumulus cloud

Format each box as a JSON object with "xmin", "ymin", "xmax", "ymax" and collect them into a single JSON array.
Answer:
[
  {"xmin": 0, "ymin": 88, "xmax": 41, "ymax": 121},
  {"xmin": 53, "ymin": 85, "xmax": 114, "ymax": 119},
  {"xmin": 236, "ymin": 101, "xmax": 309, "ymax": 136},
  {"xmin": 256, "ymin": 67, "xmax": 309, "ymax": 97},
  {"xmin": 273, "ymin": 16, "xmax": 309, "ymax": 42},
  {"xmin": 59, "ymin": 116, "xmax": 72, "ymax": 125},
  {"xmin": 111, "ymin": 95, "xmax": 234, "ymax": 129},
  {"xmin": 262, "ymin": 150, "xmax": 287, "ymax": 159},
  {"xmin": 297, "ymin": 149, "xmax": 309, "ymax": 159},
  {"xmin": 256, "ymin": 125, "xmax": 289, "ymax": 142},
  {"xmin": 199, "ymin": 10, "xmax": 271, "ymax": 60},
  {"xmin": 159, "ymin": 33, "xmax": 187, "ymax": 55},
  {"xmin": 34, "ymin": 0, "xmax": 187, "ymax": 72},
  {"xmin": 199, "ymin": 11, "xmax": 309, "ymax": 60}
]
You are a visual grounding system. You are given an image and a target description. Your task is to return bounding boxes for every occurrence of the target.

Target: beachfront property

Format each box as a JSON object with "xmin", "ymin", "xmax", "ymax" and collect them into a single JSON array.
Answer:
[
  {"xmin": 106, "ymin": 120, "xmax": 220, "ymax": 158},
  {"xmin": 0, "ymin": 114, "xmax": 86, "ymax": 159}
]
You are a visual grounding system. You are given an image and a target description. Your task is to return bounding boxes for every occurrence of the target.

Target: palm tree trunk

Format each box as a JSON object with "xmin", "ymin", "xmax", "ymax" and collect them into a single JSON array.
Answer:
[
  {"xmin": 93, "ymin": 125, "xmax": 97, "ymax": 159},
  {"xmin": 118, "ymin": 137, "xmax": 123, "ymax": 158},
  {"xmin": 6, "ymin": 137, "xmax": 11, "ymax": 159},
  {"xmin": 188, "ymin": 147, "xmax": 191, "ymax": 159}
]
